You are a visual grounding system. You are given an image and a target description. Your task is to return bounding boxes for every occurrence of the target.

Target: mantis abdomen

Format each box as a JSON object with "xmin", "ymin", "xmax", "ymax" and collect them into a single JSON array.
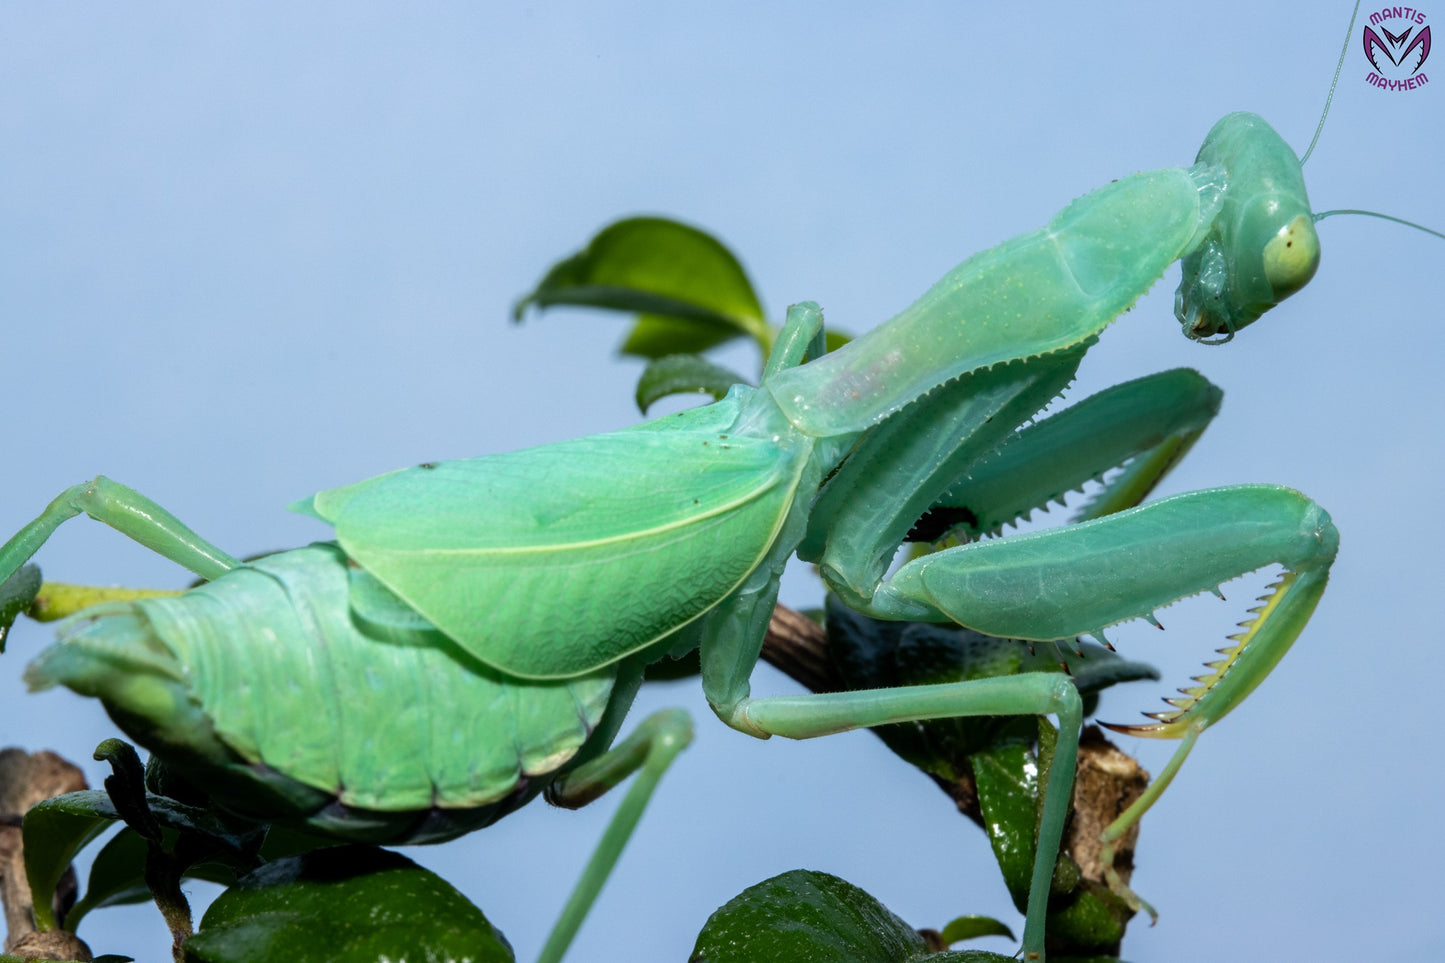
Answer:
[{"xmin": 27, "ymin": 542, "xmax": 617, "ymax": 844}]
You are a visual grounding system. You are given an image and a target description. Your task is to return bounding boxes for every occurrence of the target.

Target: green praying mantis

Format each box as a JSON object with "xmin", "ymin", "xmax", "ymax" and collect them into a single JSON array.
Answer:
[
  {"xmin": 0, "ymin": 110, "xmax": 1347, "ymax": 963},
  {"xmin": 2, "ymin": 3, "xmax": 1440, "ymax": 960}
]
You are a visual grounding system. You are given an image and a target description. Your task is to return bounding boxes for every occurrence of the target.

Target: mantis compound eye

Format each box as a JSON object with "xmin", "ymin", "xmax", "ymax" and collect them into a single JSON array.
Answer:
[{"xmin": 1262, "ymin": 213, "xmax": 1321, "ymax": 302}]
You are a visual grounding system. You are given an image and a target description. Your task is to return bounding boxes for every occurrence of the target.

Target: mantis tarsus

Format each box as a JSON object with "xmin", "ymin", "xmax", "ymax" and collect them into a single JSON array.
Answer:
[{"xmin": 2, "ymin": 3, "xmax": 1433, "ymax": 954}]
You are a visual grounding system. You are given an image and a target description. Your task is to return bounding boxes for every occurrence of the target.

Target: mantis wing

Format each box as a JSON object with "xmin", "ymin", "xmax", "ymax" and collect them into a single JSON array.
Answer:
[{"xmin": 306, "ymin": 392, "xmax": 807, "ymax": 679}]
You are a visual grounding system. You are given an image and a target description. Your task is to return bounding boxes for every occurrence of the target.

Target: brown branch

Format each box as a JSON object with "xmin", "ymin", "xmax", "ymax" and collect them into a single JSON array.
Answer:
[{"xmin": 0, "ymin": 749, "xmax": 92, "ymax": 961}]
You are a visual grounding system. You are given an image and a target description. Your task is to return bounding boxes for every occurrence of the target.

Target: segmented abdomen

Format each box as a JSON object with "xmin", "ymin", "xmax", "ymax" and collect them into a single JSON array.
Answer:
[{"xmin": 27, "ymin": 542, "xmax": 615, "ymax": 843}]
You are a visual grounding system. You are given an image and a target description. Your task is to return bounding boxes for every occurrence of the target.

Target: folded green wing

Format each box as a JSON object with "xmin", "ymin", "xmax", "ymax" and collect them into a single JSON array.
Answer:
[{"xmin": 312, "ymin": 397, "xmax": 806, "ymax": 679}]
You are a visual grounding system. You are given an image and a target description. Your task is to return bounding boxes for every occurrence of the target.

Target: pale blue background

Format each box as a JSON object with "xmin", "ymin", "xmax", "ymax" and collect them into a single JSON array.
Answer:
[{"xmin": 2, "ymin": 2, "xmax": 1441, "ymax": 960}]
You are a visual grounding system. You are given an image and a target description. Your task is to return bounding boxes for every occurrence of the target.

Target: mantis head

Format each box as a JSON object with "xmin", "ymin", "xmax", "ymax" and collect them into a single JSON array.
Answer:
[{"xmin": 1175, "ymin": 112, "xmax": 1321, "ymax": 344}]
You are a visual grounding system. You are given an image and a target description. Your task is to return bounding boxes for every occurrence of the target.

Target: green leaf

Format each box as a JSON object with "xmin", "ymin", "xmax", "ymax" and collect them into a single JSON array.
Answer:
[
  {"xmin": 65, "ymin": 827, "xmax": 151, "ymax": 927},
  {"xmin": 690, "ymin": 869, "xmax": 932, "ymax": 963},
  {"xmin": 24, "ymin": 791, "xmax": 120, "ymax": 930},
  {"xmin": 183, "ymin": 846, "xmax": 513, "ymax": 963},
  {"xmin": 635, "ymin": 353, "xmax": 750, "ymax": 413},
  {"xmin": 971, "ymin": 725, "xmax": 1131, "ymax": 955},
  {"xmin": 621, "ymin": 313, "xmax": 751, "ymax": 359},
  {"xmin": 1039, "ymin": 880, "xmax": 1132, "ymax": 958},
  {"xmin": 971, "ymin": 738, "xmax": 1041, "ymax": 911},
  {"xmin": 938, "ymin": 915, "xmax": 1016, "ymax": 945},
  {"xmin": 0, "ymin": 563, "xmax": 41, "ymax": 652},
  {"xmin": 121, "ymin": 792, "xmax": 260, "ymax": 864},
  {"xmin": 65, "ymin": 828, "xmax": 246, "ymax": 930},
  {"xmin": 25, "ymin": 785, "xmax": 264, "ymax": 931},
  {"xmin": 823, "ymin": 328, "xmax": 853, "ymax": 353},
  {"xmin": 513, "ymin": 217, "xmax": 768, "ymax": 356}
]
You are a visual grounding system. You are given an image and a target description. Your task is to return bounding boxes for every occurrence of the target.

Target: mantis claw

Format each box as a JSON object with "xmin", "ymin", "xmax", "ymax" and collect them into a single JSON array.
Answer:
[{"xmin": 1104, "ymin": 864, "xmax": 1159, "ymax": 926}]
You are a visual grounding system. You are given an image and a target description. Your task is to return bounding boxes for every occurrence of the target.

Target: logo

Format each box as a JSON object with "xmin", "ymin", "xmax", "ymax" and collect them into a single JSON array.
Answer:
[{"xmin": 1363, "ymin": 7, "xmax": 1431, "ymax": 90}]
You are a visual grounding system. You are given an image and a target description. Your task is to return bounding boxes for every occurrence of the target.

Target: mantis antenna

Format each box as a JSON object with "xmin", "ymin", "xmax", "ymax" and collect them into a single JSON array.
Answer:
[
  {"xmin": 1297, "ymin": 0, "xmax": 1359, "ymax": 166},
  {"xmin": 1314, "ymin": 209, "xmax": 1445, "ymax": 241},
  {"xmin": 1301, "ymin": 0, "xmax": 1445, "ymax": 242}
]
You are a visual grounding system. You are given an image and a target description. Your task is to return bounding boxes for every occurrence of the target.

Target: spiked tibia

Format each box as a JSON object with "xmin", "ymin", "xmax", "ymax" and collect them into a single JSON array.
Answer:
[{"xmin": 1105, "ymin": 566, "xmax": 1326, "ymax": 738}]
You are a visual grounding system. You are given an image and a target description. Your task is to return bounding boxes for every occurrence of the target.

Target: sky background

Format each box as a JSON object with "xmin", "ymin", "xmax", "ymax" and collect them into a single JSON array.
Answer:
[{"xmin": 2, "ymin": 2, "xmax": 1442, "ymax": 960}]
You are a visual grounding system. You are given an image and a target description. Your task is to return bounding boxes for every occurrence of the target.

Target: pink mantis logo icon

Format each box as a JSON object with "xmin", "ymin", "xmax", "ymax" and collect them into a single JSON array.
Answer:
[{"xmin": 1363, "ymin": 7, "xmax": 1431, "ymax": 90}]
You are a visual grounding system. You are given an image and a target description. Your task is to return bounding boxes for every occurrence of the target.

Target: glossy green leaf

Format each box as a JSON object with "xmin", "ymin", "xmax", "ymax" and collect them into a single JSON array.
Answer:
[
  {"xmin": 24, "ymin": 791, "xmax": 120, "ymax": 930},
  {"xmin": 1040, "ymin": 880, "xmax": 1132, "ymax": 958},
  {"xmin": 135, "ymin": 795, "xmax": 260, "ymax": 861},
  {"xmin": 183, "ymin": 846, "xmax": 512, "ymax": 963},
  {"xmin": 972, "ymin": 737, "xmax": 1041, "ymax": 910},
  {"xmin": 635, "ymin": 353, "xmax": 750, "ymax": 413},
  {"xmin": 692, "ymin": 869, "xmax": 946, "ymax": 963},
  {"xmin": 0, "ymin": 563, "xmax": 41, "ymax": 652},
  {"xmin": 972, "ymin": 724, "xmax": 1131, "ymax": 955},
  {"xmin": 938, "ymin": 915, "xmax": 1016, "ymax": 945},
  {"xmin": 626, "ymin": 311, "xmax": 848, "ymax": 363},
  {"xmin": 25, "ymin": 784, "xmax": 263, "ymax": 931},
  {"xmin": 65, "ymin": 828, "xmax": 246, "ymax": 930},
  {"xmin": 65, "ymin": 827, "xmax": 151, "ymax": 927},
  {"xmin": 513, "ymin": 217, "xmax": 767, "ymax": 357},
  {"xmin": 621, "ymin": 313, "xmax": 752, "ymax": 358}
]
